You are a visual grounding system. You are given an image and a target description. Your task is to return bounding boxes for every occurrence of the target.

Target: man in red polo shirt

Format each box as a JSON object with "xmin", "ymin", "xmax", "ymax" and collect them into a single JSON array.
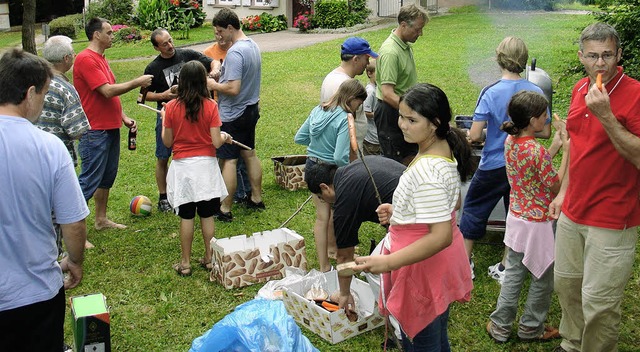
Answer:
[
  {"xmin": 74, "ymin": 17, "xmax": 152, "ymax": 246},
  {"xmin": 550, "ymin": 22, "xmax": 640, "ymax": 352}
]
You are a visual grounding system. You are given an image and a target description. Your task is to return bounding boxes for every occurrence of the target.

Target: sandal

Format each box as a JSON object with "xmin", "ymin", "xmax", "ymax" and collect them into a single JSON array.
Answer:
[
  {"xmin": 518, "ymin": 325, "xmax": 560, "ymax": 341},
  {"xmin": 199, "ymin": 258, "xmax": 213, "ymax": 271},
  {"xmin": 173, "ymin": 263, "xmax": 192, "ymax": 277}
]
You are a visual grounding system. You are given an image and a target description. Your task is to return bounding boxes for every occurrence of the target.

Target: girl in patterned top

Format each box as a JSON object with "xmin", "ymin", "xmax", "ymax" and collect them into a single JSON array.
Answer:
[
  {"xmin": 486, "ymin": 90, "xmax": 568, "ymax": 343},
  {"xmin": 354, "ymin": 83, "xmax": 474, "ymax": 351}
]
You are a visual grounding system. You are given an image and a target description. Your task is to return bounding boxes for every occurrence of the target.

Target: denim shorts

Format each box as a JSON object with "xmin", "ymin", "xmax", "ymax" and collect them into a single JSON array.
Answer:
[
  {"xmin": 78, "ymin": 129, "xmax": 121, "ymax": 201},
  {"xmin": 459, "ymin": 167, "xmax": 510, "ymax": 240},
  {"xmin": 217, "ymin": 103, "xmax": 260, "ymax": 160},
  {"xmin": 155, "ymin": 113, "xmax": 172, "ymax": 160}
]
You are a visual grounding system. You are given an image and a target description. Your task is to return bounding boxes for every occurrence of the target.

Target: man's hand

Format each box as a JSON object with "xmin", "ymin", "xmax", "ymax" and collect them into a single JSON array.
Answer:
[
  {"xmin": 163, "ymin": 85, "xmax": 178, "ymax": 100},
  {"xmin": 549, "ymin": 194, "xmax": 564, "ymax": 219},
  {"xmin": 338, "ymin": 292, "xmax": 357, "ymax": 322},
  {"xmin": 60, "ymin": 257, "xmax": 83, "ymax": 289},
  {"xmin": 136, "ymin": 74, "xmax": 153, "ymax": 88},
  {"xmin": 123, "ymin": 116, "xmax": 137, "ymax": 132},
  {"xmin": 585, "ymin": 82, "xmax": 614, "ymax": 122}
]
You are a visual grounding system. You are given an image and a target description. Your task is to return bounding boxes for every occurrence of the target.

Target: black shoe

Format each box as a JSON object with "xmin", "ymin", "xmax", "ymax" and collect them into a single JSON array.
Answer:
[
  {"xmin": 215, "ymin": 210, "xmax": 233, "ymax": 222},
  {"xmin": 245, "ymin": 199, "xmax": 266, "ymax": 210},
  {"xmin": 233, "ymin": 195, "xmax": 249, "ymax": 205}
]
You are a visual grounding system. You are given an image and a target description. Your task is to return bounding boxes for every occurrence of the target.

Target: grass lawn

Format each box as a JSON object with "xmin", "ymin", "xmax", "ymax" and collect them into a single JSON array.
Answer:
[{"xmin": 3, "ymin": 10, "xmax": 639, "ymax": 351}]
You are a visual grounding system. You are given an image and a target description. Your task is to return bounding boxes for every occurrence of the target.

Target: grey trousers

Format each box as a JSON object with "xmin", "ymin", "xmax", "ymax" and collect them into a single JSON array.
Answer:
[{"xmin": 489, "ymin": 247, "xmax": 554, "ymax": 339}]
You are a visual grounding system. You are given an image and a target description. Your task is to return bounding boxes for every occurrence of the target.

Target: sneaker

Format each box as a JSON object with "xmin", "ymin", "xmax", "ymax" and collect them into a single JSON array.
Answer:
[
  {"xmin": 488, "ymin": 262, "xmax": 505, "ymax": 285},
  {"xmin": 158, "ymin": 199, "xmax": 172, "ymax": 212},
  {"xmin": 470, "ymin": 258, "xmax": 476, "ymax": 280},
  {"xmin": 486, "ymin": 321, "xmax": 510, "ymax": 343},
  {"xmin": 63, "ymin": 343, "xmax": 73, "ymax": 352}
]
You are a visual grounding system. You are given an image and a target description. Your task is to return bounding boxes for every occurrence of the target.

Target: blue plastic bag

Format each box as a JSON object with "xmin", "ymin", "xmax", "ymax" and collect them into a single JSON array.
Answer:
[{"xmin": 189, "ymin": 299, "xmax": 318, "ymax": 352}]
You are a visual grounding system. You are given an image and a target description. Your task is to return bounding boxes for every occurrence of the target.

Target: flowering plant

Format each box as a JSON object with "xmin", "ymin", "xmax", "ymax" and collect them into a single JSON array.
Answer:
[
  {"xmin": 241, "ymin": 15, "xmax": 262, "ymax": 32},
  {"xmin": 293, "ymin": 12, "xmax": 313, "ymax": 32},
  {"xmin": 112, "ymin": 24, "xmax": 129, "ymax": 32},
  {"xmin": 113, "ymin": 25, "xmax": 142, "ymax": 43}
]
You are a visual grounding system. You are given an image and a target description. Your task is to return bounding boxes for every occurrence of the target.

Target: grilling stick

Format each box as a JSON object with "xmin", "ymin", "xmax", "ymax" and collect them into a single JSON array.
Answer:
[{"xmin": 137, "ymin": 103, "xmax": 251, "ymax": 150}]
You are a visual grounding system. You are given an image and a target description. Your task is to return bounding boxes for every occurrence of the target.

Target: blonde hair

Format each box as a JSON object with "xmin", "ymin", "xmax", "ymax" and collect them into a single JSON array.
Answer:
[
  {"xmin": 322, "ymin": 79, "xmax": 367, "ymax": 114},
  {"xmin": 496, "ymin": 36, "xmax": 528, "ymax": 74},
  {"xmin": 366, "ymin": 60, "xmax": 376, "ymax": 76}
]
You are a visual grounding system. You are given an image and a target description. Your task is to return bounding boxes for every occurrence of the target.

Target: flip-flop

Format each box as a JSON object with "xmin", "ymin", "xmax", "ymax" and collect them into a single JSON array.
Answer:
[
  {"xmin": 173, "ymin": 263, "xmax": 192, "ymax": 277},
  {"xmin": 199, "ymin": 258, "xmax": 213, "ymax": 271}
]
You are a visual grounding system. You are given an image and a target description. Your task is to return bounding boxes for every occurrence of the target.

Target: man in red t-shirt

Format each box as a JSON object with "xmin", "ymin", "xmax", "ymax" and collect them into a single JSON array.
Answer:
[
  {"xmin": 74, "ymin": 17, "xmax": 152, "ymax": 245},
  {"xmin": 549, "ymin": 22, "xmax": 640, "ymax": 352}
]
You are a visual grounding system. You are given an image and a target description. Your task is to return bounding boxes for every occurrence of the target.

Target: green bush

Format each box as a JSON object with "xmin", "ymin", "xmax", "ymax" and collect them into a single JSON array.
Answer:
[
  {"xmin": 345, "ymin": 0, "xmax": 370, "ymax": 27},
  {"xmin": 135, "ymin": 0, "xmax": 206, "ymax": 32},
  {"xmin": 313, "ymin": 0, "xmax": 350, "ymax": 29},
  {"xmin": 312, "ymin": 0, "xmax": 369, "ymax": 29},
  {"xmin": 595, "ymin": 0, "xmax": 640, "ymax": 80},
  {"xmin": 86, "ymin": 0, "xmax": 135, "ymax": 25},
  {"xmin": 49, "ymin": 13, "xmax": 83, "ymax": 39},
  {"xmin": 259, "ymin": 13, "xmax": 288, "ymax": 32}
]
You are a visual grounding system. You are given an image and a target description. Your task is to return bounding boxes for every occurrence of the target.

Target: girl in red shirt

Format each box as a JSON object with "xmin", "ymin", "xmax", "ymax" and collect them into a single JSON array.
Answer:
[
  {"xmin": 486, "ymin": 91, "xmax": 568, "ymax": 342},
  {"xmin": 161, "ymin": 60, "xmax": 232, "ymax": 277}
]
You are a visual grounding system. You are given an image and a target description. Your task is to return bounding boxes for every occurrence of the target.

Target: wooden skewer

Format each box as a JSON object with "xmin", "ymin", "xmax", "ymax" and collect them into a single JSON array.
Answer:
[
  {"xmin": 232, "ymin": 140, "xmax": 252, "ymax": 150},
  {"xmin": 137, "ymin": 103, "xmax": 161, "ymax": 114},
  {"xmin": 137, "ymin": 103, "xmax": 252, "ymax": 151}
]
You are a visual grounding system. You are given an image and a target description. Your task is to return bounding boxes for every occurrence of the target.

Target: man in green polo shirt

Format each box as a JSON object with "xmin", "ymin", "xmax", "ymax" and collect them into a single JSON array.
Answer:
[{"xmin": 374, "ymin": 4, "xmax": 429, "ymax": 165}]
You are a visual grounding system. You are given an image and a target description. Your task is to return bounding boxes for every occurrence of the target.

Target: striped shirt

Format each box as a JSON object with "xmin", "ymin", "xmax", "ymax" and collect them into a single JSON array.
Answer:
[{"xmin": 390, "ymin": 155, "xmax": 460, "ymax": 225}]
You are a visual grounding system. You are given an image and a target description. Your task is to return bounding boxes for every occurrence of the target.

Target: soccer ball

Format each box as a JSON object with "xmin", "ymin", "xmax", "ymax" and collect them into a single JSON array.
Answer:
[{"xmin": 130, "ymin": 195, "xmax": 152, "ymax": 216}]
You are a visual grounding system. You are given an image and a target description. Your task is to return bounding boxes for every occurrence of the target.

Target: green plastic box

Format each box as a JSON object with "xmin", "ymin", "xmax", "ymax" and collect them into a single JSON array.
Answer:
[{"xmin": 71, "ymin": 293, "xmax": 111, "ymax": 352}]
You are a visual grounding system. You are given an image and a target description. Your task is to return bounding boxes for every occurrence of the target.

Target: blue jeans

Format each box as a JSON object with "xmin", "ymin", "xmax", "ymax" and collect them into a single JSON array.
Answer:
[
  {"xmin": 235, "ymin": 158, "xmax": 251, "ymax": 200},
  {"xmin": 78, "ymin": 129, "xmax": 120, "ymax": 201},
  {"xmin": 155, "ymin": 113, "xmax": 172, "ymax": 159},
  {"xmin": 459, "ymin": 167, "xmax": 510, "ymax": 240},
  {"xmin": 401, "ymin": 307, "xmax": 451, "ymax": 352}
]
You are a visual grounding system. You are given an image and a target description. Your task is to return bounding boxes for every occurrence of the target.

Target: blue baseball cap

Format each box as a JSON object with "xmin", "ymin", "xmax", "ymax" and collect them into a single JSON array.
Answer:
[{"xmin": 341, "ymin": 37, "xmax": 379, "ymax": 58}]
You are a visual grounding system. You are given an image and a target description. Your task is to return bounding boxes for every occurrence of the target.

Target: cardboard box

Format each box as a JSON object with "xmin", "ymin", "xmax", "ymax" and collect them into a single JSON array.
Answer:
[
  {"xmin": 282, "ymin": 270, "xmax": 385, "ymax": 344},
  {"xmin": 71, "ymin": 293, "xmax": 111, "ymax": 352},
  {"xmin": 210, "ymin": 228, "xmax": 308, "ymax": 289},
  {"xmin": 271, "ymin": 155, "xmax": 307, "ymax": 191}
]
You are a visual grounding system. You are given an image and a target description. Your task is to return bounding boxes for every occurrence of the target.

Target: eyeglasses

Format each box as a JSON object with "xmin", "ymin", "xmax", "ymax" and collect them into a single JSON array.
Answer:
[{"xmin": 582, "ymin": 52, "xmax": 617, "ymax": 62}]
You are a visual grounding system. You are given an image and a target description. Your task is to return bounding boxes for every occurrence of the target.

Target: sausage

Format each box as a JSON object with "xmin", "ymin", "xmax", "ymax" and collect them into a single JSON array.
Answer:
[{"xmin": 347, "ymin": 113, "xmax": 358, "ymax": 152}]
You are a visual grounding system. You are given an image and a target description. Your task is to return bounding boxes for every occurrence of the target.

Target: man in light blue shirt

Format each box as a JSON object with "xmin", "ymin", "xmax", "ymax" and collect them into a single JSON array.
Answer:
[{"xmin": 0, "ymin": 48, "xmax": 89, "ymax": 351}]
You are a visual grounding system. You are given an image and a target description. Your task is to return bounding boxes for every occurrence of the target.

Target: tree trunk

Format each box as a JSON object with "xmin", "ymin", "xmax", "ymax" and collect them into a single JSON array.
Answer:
[{"xmin": 22, "ymin": 0, "xmax": 37, "ymax": 55}]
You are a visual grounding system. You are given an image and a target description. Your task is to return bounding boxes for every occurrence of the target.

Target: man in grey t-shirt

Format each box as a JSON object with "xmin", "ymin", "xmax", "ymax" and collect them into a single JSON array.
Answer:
[{"xmin": 210, "ymin": 8, "xmax": 264, "ymax": 222}]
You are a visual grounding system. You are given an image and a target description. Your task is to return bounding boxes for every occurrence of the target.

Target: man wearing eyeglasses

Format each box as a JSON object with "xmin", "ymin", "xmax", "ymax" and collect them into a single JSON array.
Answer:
[
  {"xmin": 142, "ymin": 28, "xmax": 215, "ymax": 213},
  {"xmin": 549, "ymin": 22, "xmax": 640, "ymax": 352}
]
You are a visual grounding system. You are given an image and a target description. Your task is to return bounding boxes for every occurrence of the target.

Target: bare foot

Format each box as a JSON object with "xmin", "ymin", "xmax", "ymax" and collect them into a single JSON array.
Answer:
[
  {"xmin": 95, "ymin": 219, "xmax": 127, "ymax": 230},
  {"xmin": 85, "ymin": 240, "xmax": 95, "ymax": 249}
]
